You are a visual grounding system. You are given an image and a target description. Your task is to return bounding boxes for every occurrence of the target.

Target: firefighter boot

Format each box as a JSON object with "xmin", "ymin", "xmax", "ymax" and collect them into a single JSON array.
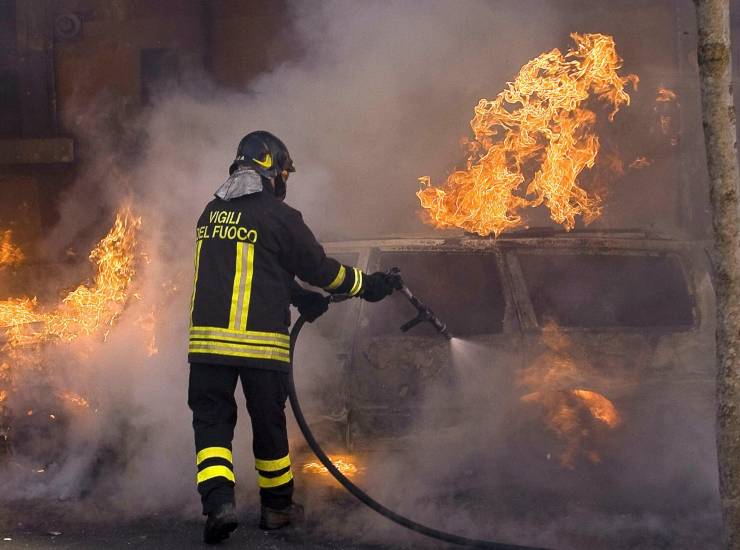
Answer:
[
  {"xmin": 259, "ymin": 502, "xmax": 304, "ymax": 530},
  {"xmin": 203, "ymin": 502, "xmax": 239, "ymax": 544}
]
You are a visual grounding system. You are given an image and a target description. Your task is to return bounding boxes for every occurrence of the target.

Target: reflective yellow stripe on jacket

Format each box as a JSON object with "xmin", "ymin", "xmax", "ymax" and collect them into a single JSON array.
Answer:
[
  {"xmin": 189, "ymin": 326, "xmax": 289, "ymax": 348},
  {"xmin": 188, "ymin": 326, "xmax": 290, "ymax": 363},
  {"xmin": 189, "ymin": 239, "xmax": 203, "ymax": 320},
  {"xmin": 324, "ymin": 265, "xmax": 346, "ymax": 291},
  {"xmin": 229, "ymin": 242, "xmax": 255, "ymax": 331},
  {"xmin": 349, "ymin": 268, "xmax": 363, "ymax": 296}
]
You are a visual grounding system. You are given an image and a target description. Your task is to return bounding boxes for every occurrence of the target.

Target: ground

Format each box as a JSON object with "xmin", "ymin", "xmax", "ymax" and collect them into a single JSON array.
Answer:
[{"xmin": 0, "ymin": 499, "xmax": 450, "ymax": 550}]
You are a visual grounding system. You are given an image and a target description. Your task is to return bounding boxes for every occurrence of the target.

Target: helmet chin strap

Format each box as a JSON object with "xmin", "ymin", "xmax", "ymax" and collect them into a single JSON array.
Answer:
[
  {"xmin": 274, "ymin": 174, "xmax": 287, "ymax": 201},
  {"xmin": 261, "ymin": 176, "xmax": 287, "ymax": 201}
]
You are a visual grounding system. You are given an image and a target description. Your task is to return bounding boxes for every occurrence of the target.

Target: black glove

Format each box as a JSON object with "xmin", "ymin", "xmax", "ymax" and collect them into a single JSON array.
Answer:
[
  {"xmin": 361, "ymin": 271, "xmax": 396, "ymax": 302},
  {"xmin": 293, "ymin": 290, "xmax": 329, "ymax": 322}
]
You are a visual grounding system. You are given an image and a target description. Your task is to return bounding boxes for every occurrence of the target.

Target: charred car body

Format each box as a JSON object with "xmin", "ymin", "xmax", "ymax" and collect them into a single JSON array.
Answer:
[{"xmin": 301, "ymin": 230, "xmax": 717, "ymax": 514}]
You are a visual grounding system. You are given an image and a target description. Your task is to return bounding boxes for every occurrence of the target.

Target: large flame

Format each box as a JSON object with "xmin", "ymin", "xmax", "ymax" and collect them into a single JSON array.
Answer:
[
  {"xmin": 418, "ymin": 33, "xmax": 638, "ymax": 237},
  {"xmin": 0, "ymin": 206, "xmax": 141, "ymax": 347}
]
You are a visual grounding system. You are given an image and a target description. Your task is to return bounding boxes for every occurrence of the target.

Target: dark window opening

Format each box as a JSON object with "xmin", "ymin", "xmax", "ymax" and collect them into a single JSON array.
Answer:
[
  {"xmin": 0, "ymin": 70, "xmax": 20, "ymax": 136},
  {"xmin": 0, "ymin": 1, "xmax": 16, "ymax": 43},
  {"xmin": 140, "ymin": 49, "xmax": 180, "ymax": 105},
  {"xmin": 0, "ymin": 0, "xmax": 18, "ymax": 137},
  {"xmin": 517, "ymin": 253, "xmax": 694, "ymax": 328},
  {"xmin": 364, "ymin": 251, "xmax": 505, "ymax": 337}
]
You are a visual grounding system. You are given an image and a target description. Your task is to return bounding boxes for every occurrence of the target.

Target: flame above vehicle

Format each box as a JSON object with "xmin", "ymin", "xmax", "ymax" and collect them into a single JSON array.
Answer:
[
  {"xmin": 417, "ymin": 33, "xmax": 638, "ymax": 237},
  {"xmin": 519, "ymin": 321, "xmax": 622, "ymax": 468}
]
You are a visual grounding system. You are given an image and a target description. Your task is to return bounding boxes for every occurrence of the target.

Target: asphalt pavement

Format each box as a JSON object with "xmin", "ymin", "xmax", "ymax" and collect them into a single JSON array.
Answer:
[{"xmin": 0, "ymin": 496, "xmax": 446, "ymax": 550}]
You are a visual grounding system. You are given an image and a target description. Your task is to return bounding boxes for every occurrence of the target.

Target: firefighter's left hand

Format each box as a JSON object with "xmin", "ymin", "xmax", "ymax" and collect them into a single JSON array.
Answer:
[{"xmin": 293, "ymin": 291, "xmax": 329, "ymax": 322}]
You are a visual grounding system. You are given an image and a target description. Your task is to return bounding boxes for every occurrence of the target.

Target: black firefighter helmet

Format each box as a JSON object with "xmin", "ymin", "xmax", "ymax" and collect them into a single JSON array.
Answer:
[{"xmin": 229, "ymin": 131, "xmax": 296, "ymax": 178}]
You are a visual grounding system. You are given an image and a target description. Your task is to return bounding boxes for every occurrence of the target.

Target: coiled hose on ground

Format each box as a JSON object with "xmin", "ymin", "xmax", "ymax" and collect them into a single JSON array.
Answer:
[{"xmin": 288, "ymin": 314, "xmax": 554, "ymax": 550}]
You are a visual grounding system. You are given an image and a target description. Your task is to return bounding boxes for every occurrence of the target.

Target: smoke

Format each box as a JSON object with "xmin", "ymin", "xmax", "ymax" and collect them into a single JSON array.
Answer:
[{"xmin": 0, "ymin": 1, "xmax": 721, "ymax": 549}]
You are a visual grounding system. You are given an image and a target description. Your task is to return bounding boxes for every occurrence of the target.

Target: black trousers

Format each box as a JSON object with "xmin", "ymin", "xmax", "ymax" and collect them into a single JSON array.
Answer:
[{"xmin": 188, "ymin": 363, "xmax": 294, "ymax": 514}]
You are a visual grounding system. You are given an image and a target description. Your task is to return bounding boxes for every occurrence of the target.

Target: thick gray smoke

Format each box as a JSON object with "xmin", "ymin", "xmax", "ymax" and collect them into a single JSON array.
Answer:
[{"xmin": 0, "ymin": 1, "xmax": 721, "ymax": 548}]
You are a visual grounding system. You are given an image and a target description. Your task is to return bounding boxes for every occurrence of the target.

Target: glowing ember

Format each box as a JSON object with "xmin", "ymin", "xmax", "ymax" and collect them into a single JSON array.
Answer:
[
  {"xmin": 57, "ymin": 391, "xmax": 91, "ymax": 409},
  {"xmin": 418, "ymin": 33, "xmax": 638, "ymax": 237},
  {"xmin": 656, "ymin": 87, "xmax": 677, "ymax": 103},
  {"xmin": 654, "ymin": 87, "xmax": 679, "ymax": 146},
  {"xmin": 135, "ymin": 310, "xmax": 159, "ymax": 357},
  {"xmin": 0, "ymin": 205, "xmax": 141, "ymax": 347},
  {"xmin": 628, "ymin": 156, "xmax": 652, "ymax": 170},
  {"xmin": 572, "ymin": 388, "xmax": 620, "ymax": 428},
  {"xmin": 302, "ymin": 455, "xmax": 360, "ymax": 477},
  {"xmin": 0, "ymin": 230, "xmax": 24, "ymax": 268}
]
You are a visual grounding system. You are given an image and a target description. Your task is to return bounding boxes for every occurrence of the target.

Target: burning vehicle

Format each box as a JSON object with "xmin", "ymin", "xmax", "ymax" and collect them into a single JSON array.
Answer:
[{"xmin": 315, "ymin": 231, "xmax": 714, "ymax": 457}]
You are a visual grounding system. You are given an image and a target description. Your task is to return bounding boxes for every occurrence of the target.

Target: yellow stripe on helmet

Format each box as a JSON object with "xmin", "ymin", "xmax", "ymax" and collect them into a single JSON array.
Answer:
[{"xmin": 253, "ymin": 153, "xmax": 273, "ymax": 169}]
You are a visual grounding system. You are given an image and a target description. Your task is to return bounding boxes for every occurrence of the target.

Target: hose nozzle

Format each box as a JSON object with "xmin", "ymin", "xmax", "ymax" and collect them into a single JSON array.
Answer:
[{"xmin": 388, "ymin": 268, "xmax": 452, "ymax": 340}]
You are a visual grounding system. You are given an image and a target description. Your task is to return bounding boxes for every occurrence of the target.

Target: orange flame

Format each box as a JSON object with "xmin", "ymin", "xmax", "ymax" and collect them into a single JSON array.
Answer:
[
  {"xmin": 628, "ymin": 156, "xmax": 652, "ymax": 170},
  {"xmin": 656, "ymin": 87, "xmax": 677, "ymax": 103},
  {"xmin": 519, "ymin": 322, "xmax": 621, "ymax": 468},
  {"xmin": 418, "ymin": 33, "xmax": 638, "ymax": 237},
  {"xmin": 302, "ymin": 455, "xmax": 361, "ymax": 478},
  {"xmin": 0, "ymin": 230, "xmax": 24, "ymax": 268},
  {"xmin": 57, "ymin": 391, "xmax": 91, "ymax": 409},
  {"xmin": 0, "ymin": 206, "xmax": 141, "ymax": 347},
  {"xmin": 572, "ymin": 388, "xmax": 620, "ymax": 428}
]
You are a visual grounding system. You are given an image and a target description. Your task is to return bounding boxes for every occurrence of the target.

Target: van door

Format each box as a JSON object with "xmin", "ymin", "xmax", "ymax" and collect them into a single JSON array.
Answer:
[{"xmin": 348, "ymin": 247, "xmax": 522, "ymax": 450}]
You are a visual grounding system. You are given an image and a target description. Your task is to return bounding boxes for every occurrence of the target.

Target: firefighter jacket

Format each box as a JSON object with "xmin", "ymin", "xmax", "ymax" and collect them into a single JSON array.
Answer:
[{"xmin": 188, "ymin": 189, "xmax": 366, "ymax": 372}]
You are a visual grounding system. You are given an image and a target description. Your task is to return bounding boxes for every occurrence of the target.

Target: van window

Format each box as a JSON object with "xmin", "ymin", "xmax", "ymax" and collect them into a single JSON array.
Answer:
[
  {"xmin": 517, "ymin": 252, "xmax": 694, "ymax": 328},
  {"xmin": 365, "ymin": 251, "xmax": 505, "ymax": 336}
]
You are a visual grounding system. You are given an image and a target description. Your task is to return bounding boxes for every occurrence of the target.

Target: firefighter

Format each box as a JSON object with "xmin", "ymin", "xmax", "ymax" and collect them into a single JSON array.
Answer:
[{"xmin": 188, "ymin": 131, "xmax": 396, "ymax": 544}]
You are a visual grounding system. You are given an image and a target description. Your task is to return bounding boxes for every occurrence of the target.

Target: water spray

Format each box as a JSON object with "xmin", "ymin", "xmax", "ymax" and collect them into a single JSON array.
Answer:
[{"xmin": 287, "ymin": 272, "xmax": 552, "ymax": 550}]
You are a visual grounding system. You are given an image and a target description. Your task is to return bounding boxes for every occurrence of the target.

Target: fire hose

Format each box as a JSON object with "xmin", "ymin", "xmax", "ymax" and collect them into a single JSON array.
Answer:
[{"xmin": 287, "ymin": 270, "xmax": 553, "ymax": 550}]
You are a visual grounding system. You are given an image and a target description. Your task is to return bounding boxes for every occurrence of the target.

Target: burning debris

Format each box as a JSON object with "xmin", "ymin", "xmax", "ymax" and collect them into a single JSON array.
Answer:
[
  {"xmin": 656, "ymin": 87, "xmax": 678, "ymax": 103},
  {"xmin": 655, "ymin": 86, "xmax": 680, "ymax": 146},
  {"xmin": 519, "ymin": 321, "xmax": 622, "ymax": 469},
  {"xmin": 56, "ymin": 391, "xmax": 92, "ymax": 410},
  {"xmin": 628, "ymin": 156, "xmax": 652, "ymax": 170},
  {"xmin": 417, "ymin": 33, "xmax": 638, "ymax": 237},
  {"xmin": 302, "ymin": 454, "xmax": 362, "ymax": 478}
]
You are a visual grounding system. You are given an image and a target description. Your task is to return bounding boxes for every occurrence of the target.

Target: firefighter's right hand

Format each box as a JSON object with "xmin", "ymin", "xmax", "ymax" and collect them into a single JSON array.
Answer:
[
  {"xmin": 361, "ymin": 271, "xmax": 395, "ymax": 302},
  {"xmin": 293, "ymin": 290, "xmax": 329, "ymax": 322}
]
